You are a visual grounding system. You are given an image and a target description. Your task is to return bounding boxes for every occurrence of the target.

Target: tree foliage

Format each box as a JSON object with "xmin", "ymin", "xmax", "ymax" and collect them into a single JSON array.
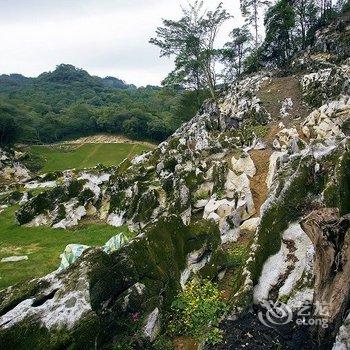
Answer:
[
  {"xmin": 264, "ymin": 0, "xmax": 296, "ymax": 65},
  {"xmin": 150, "ymin": 1, "xmax": 230, "ymax": 100},
  {"xmin": 240, "ymin": 0, "xmax": 271, "ymax": 48},
  {"xmin": 0, "ymin": 65, "xmax": 206, "ymax": 145},
  {"xmin": 222, "ymin": 25, "xmax": 252, "ymax": 80}
]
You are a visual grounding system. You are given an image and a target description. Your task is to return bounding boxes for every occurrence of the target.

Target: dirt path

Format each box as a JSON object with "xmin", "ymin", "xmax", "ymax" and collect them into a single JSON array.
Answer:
[
  {"xmin": 63, "ymin": 134, "xmax": 156, "ymax": 149},
  {"xmin": 173, "ymin": 337, "xmax": 199, "ymax": 350},
  {"xmin": 258, "ymin": 75, "xmax": 311, "ymax": 127},
  {"xmin": 249, "ymin": 148, "xmax": 272, "ymax": 216}
]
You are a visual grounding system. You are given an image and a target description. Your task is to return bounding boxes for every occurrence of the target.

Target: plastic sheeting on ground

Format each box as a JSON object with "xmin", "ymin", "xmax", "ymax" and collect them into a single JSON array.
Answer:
[
  {"xmin": 58, "ymin": 233, "xmax": 130, "ymax": 271},
  {"xmin": 103, "ymin": 233, "xmax": 130, "ymax": 254}
]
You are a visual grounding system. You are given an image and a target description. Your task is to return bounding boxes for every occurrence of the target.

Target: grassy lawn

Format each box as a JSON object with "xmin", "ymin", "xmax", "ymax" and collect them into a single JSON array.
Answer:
[
  {"xmin": 0, "ymin": 206, "xmax": 132, "ymax": 290},
  {"xmin": 30, "ymin": 143, "xmax": 152, "ymax": 173}
]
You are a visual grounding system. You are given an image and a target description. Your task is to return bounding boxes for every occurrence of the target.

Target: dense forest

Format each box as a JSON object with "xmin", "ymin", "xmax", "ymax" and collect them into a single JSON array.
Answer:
[{"xmin": 0, "ymin": 64, "xmax": 207, "ymax": 145}]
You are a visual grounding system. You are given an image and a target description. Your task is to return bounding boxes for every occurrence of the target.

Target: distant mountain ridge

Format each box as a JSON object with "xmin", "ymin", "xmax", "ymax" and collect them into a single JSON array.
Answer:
[{"xmin": 0, "ymin": 64, "xmax": 135, "ymax": 91}]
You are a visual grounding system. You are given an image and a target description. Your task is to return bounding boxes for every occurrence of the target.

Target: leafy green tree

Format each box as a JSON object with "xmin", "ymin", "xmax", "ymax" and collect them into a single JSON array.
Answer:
[
  {"xmin": 264, "ymin": 0, "xmax": 296, "ymax": 65},
  {"xmin": 0, "ymin": 115, "xmax": 18, "ymax": 146},
  {"xmin": 150, "ymin": 1, "xmax": 230, "ymax": 100},
  {"xmin": 336, "ymin": 0, "xmax": 350, "ymax": 11},
  {"xmin": 240, "ymin": 0, "xmax": 271, "ymax": 49},
  {"xmin": 294, "ymin": 0, "xmax": 318, "ymax": 49},
  {"xmin": 318, "ymin": 0, "xmax": 333, "ymax": 17},
  {"xmin": 222, "ymin": 25, "xmax": 252, "ymax": 79}
]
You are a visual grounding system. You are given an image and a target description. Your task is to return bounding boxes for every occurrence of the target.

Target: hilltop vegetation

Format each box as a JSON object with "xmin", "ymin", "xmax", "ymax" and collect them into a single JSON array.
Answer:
[{"xmin": 0, "ymin": 64, "xmax": 207, "ymax": 145}]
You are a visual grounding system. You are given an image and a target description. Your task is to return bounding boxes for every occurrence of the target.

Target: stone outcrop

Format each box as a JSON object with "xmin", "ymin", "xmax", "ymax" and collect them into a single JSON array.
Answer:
[
  {"xmin": 0, "ymin": 217, "xmax": 222, "ymax": 349},
  {"xmin": 301, "ymin": 209, "xmax": 350, "ymax": 339}
]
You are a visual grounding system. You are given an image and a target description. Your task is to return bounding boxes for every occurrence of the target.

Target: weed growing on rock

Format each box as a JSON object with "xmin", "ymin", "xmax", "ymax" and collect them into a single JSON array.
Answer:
[{"xmin": 168, "ymin": 279, "xmax": 228, "ymax": 345}]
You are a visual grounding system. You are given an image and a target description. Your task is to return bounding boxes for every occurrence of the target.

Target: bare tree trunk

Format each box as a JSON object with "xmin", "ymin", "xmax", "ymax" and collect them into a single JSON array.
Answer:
[
  {"xmin": 254, "ymin": 2, "xmax": 259, "ymax": 48},
  {"xmin": 202, "ymin": 62, "xmax": 217, "ymax": 101}
]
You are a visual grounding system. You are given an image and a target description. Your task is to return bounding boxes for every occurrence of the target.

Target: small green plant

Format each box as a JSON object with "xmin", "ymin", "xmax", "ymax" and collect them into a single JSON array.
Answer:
[
  {"xmin": 153, "ymin": 335, "xmax": 173, "ymax": 350},
  {"xmin": 169, "ymin": 279, "xmax": 228, "ymax": 345},
  {"xmin": 195, "ymin": 189, "xmax": 210, "ymax": 201},
  {"xmin": 206, "ymin": 327, "xmax": 225, "ymax": 345},
  {"xmin": 227, "ymin": 243, "xmax": 250, "ymax": 268}
]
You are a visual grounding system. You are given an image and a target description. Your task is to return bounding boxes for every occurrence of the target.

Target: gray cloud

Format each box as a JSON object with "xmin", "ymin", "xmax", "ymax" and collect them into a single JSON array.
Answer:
[{"xmin": 0, "ymin": 0, "xmax": 242, "ymax": 86}]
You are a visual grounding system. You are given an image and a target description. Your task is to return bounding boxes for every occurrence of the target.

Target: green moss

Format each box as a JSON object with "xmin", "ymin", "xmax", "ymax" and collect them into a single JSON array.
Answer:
[
  {"xmin": 163, "ymin": 157, "xmax": 177, "ymax": 173},
  {"xmin": 148, "ymin": 148, "xmax": 162, "ymax": 167},
  {"xmin": 109, "ymin": 191, "xmax": 127, "ymax": 213},
  {"xmin": 67, "ymin": 179, "xmax": 84, "ymax": 197},
  {"xmin": 116, "ymin": 158, "xmax": 132, "ymax": 175},
  {"xmin": 134, "ymin": 189, "xmax": 159, "ymax": 222},
  {"xmin": 168, "ymin": 137, "xmax": 180, "ymax": 149},
  {"xmin": 161, "ymin": 176, "xmax": 174, "ymax": 196},
  {"xmin": 234, "ymin": 122, "xmax": 269, "ymax": 146},
  {"xmin": 323, "ymin": 143, "xmax": 350, "ymax": 215},
  {"xmin": 184, "ymin": 170, "xmax": 204, "ymax": 191},
  {"xmin": 1, "ymin": 190, "xmax": 23, "ymax": 205},
  {"xmin": 41, "ymin": 171, "xmax": 63, "ymax": 182},
  {"xmin": 78, "ymin": 188, "xmax": 95, "ymax": 205},
  {"xmin": 20, "ymin": 152, "xmax": 44, "ymax": 173},
  {"xmin": 53, "ymin": 204, "xmax": 67, "ymax": 224},
  {"xmin": 250, "ymin": 154, "xmax": 325, "ymax": 284},
  {"xmin": 213, "ymin": 162, "xmax": 228, "ymax": 193}
]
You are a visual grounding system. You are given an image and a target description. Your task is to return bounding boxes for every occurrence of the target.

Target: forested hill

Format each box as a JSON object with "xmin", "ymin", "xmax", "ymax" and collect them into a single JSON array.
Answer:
[{"xmin": 0, "ymin": 64, "xmax": 205, "ymax": 145}]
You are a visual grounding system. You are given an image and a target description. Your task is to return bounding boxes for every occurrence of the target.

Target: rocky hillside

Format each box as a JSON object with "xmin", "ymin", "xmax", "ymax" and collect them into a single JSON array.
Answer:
[{"xmin": 1, "ymin": 14, "xmax": 350, "ymax": 350}]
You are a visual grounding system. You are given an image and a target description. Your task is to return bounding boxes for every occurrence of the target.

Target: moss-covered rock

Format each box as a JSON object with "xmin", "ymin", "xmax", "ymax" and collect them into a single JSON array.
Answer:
[{"xmin": 0, "ymin": 216, "xmax": 221, "ymax": 349}]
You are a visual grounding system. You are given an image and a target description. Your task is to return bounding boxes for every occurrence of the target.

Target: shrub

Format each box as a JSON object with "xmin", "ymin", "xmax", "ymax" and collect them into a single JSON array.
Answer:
[{"xmin": 169, "ymin": 279, "xmax": 228, "ymax": 345}]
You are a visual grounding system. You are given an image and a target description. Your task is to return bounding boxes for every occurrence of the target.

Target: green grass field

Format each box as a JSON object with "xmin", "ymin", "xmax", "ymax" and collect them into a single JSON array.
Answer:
[
  {"xmin": 30, "ymin": 142, "xmax": 152, "ymax": 173},
  {"xmin": 0, "ymin": 206, "xmax": 132, "ymax": 290},
  {"xmin": 0, "ymin": 142, "xmax": 151, "ymax": 290}
]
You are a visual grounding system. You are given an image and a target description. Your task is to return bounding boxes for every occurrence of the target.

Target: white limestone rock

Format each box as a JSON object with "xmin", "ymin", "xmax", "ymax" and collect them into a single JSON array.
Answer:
[
  {"xmin": 180, "ymin": 246, "xmax": 211, "ymax": 289},
  {"xmin": 231, "ymin": 154, "xmax": 256, "ymax": 178},
  {"xmin": 333, "ymin": 313, "xmax": 350, "ymax": 350},
  {"xmin": 1, "ymin": 256, "xmax": 28, "ymax": 263},
  {"xmin": 25, "ymin": 181, "xmax": 57, "ymax": 190},
  {"xmin": 302, "ymin": 96, "xmax": 350, "ymax": 140},
  {"xmin": 280, "ymin": 98, "xmax": 293, "ymax": 117},
  {"xmin": 239, "ymin": 217, "xmax": 261, "ymax": 234},
  {"xmin": 142, "ymin": 308, "xmax": 160, "ymax": 342},
  {"xmin": 107, "ymin": 211, "xmax": 125, "ymax": 227},
  {"xmin": 253, "ymin": 223, "xmax": 313, "ymax": 303},
  {"xmin": 0, "ymin": 271, "xmax": 90, "ymax": 331},
  {"xmin": 266, "ymin": 151, "xmax": 288, "ymax": 190},
  {"xmin": 53, "ymin": 199, "xmax": 87, "ymax": 229}
]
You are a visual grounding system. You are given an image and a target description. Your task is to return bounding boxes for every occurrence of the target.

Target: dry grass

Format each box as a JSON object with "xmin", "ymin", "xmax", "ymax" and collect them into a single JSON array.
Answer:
[
  {"xmin": 258, "ymin": 75, "xmax": 311, "ymax": 127},
  {"xmin": 173, "ymin": 337, "xmax": 200, "ymax": 350}
]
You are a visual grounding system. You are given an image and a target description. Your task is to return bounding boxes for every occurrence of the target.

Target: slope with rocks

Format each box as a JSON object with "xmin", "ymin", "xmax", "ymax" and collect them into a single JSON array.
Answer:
[{"xmin": 0, "ymin": 13, "xmax": 350, "ymax": 350}]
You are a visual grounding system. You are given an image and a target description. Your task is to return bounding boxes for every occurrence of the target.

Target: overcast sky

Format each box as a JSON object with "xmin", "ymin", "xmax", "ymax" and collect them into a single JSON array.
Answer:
[{"xmin": 0, "ymin": 0, "xmax": 244, "ymax": 86}]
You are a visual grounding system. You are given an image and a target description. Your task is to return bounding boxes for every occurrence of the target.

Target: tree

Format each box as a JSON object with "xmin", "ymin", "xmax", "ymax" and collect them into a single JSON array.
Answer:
[
  {"xmin": 150, "ymin": 1, "xmax": 230, "ymax": 100},
  {"xmin": 222, "ymin": 25, "xmax": 252, "ymax": 79},
  {"xmin": 318, "ymin": 0, "xmax": 333, "ymax": 17},
  {"xmin": 341, "ymin": 0, "xmax": 350, "ymax": 11},
  {"xmin": 294, "ymin": 0, "xmax": 318, "ymax": 49},
  {"xmin": 240, "ymin": 0, "xmax": 271, "ymax": 49},
  {"xmin": 0, "ymin": 115, "xmax": 18, "ymax": 146},
  {"xmin": 264, "ymin": 0, "xmax": 296, "ymax": 65}
]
